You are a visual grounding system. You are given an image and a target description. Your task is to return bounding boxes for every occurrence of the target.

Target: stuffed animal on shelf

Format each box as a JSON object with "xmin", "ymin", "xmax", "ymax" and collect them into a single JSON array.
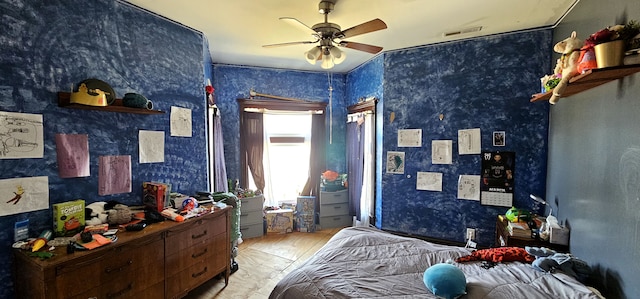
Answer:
[{"xmin": 549, "ymin": 31, "xmax": 584, "ymax": 104}]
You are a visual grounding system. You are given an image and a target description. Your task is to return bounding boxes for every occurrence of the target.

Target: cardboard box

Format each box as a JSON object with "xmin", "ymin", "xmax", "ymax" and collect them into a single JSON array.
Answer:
[
  {"xmin": 142, "ymin": 182, "xmax": 168, "ymax": 212},
  {"xmin": 266, "ymin": 209, "xmax": 294, "ymax": 233},
  {"xmin": 52, "ymin": 199, "xmax": 85, "ymax": 237},
  {"xmin": 550, "ymin": 226, "xmax": 570, "ymax": 245}
]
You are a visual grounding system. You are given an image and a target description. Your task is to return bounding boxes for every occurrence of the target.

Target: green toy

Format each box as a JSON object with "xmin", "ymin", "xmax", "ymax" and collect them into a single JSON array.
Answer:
[{"xmin": 505, "ymin": 207, "xmax": 532, "ymax": 222}]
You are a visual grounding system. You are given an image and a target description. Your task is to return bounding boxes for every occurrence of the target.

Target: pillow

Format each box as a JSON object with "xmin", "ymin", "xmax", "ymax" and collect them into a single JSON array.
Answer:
[
  {"xmin": 455, "ymin": 247, "xmax": 535, "ymax": 263},
  {"xmin": 423, "ymin": 263, "xmax": 467, "ymax": 299}
]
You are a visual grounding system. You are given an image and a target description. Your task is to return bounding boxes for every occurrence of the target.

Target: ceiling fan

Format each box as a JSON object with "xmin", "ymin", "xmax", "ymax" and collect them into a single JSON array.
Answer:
[{"xmin": 263, "ymin": 0, "xmax": 387, "ymax": 69}]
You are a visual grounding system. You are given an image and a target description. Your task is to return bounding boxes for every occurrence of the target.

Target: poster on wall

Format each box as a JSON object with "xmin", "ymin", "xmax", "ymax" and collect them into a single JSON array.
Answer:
[
  {"xmin": 386, "ymin": 151, "xmax": 405, "ymax": 174},
  {"xmin": 480, "ymin": 151, "xmax": 515, "ymax": 207},
  {"xmin": 432, "ymin": 140, "xmax": 452, "ymax": 164},
  {"xmin": 170, "ymin": 106, "xmax": 192, "ymax": 137},
  {"xmin": 55, "ymin": 134, "xmax": 90, "ymax": 178},
  {"xmin": 458, "ymin": 175, "xmax": 480, "ymax": 201},
  {"xmin": 0, "ymin": 176, "xmax": 49, "ymax": 216},
  {"xmin": 139, "ymin": 130, "xmax": 165, "ymax": 163},
  {"xmin": 458, "ymin": 128, "xmax": 481, "ymax": 155},
  {"xmin": 98, "ymin": 155, "xmax": 131, "ymax": 196},
  {"xmin": 417, "ymin": 171, "xmax": 442, "ymax": 191},
  {"xmin": 398, "ymin": 129, "xmax": 421, "ymax": 147},
  {"xmin": 0, "ymin": 111, "xmax": 44, "ymax": 159}
]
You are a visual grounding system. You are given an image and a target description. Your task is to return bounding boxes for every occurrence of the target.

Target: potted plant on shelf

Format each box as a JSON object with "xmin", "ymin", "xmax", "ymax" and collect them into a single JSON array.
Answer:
[{"xmin": 583, "ymin": 20, "xmax": 640, "ymax": 68}]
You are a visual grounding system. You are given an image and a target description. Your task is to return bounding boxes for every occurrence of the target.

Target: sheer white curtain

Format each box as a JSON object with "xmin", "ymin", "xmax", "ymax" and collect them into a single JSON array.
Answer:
[
  {"xmin": 261, "ymin": 112, "xmax": 311, "ymax": 207},
  {"xmin": 356, "ymin": 112, "xmax": 375, "ymax": 227}
]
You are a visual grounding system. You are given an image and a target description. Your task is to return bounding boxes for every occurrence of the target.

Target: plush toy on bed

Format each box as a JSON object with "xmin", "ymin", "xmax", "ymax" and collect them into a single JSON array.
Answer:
[
  {"xmin": 525, "ymin": 246, "xmax": 592, "ymax": 282},
  {"xmin": 423, "ymin": 262, "xmax": 467, "ymax": 299},
  {"xmin": 549, "ymin": 31, "xmax": 584, "ymax": 105}
]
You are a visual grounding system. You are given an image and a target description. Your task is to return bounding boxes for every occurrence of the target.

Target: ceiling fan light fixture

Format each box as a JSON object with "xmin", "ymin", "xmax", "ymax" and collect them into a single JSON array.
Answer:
[
  {"xmin": 328, "ymin": 46, "xmax": 346, "ymax": 64},
  {"xmin": 305, "ymin": 46, "xmax": 321, "ymax": 65},
  {"xmin": 321, "ymin": 52, "xmax": 335, "ymax": 69}
]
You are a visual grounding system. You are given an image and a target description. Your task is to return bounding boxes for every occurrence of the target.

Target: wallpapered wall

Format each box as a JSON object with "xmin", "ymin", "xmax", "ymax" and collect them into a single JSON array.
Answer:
[
  {"xmin": 212, "ymin": 65, "xmax": 348, "ymax": 185},
  {"xmin": 0, "ymin": 0, "xmax": 208, "ymax": 297},
  {"xmin": 378, "ymin": 31, "xmax": 552, "ymax": 246}
]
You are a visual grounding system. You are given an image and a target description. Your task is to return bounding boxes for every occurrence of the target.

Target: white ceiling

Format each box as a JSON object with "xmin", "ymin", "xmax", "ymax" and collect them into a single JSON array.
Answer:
[{"xmin": 124, "ymin": 0, "xmax": 578, "ymax": 73}]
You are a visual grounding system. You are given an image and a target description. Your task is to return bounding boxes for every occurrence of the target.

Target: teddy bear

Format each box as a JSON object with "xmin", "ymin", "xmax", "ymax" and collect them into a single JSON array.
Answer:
[
  {"xmin": 549, "ymin": 31, "xmax": 584, "ymax": 105},
  {"xmin": 85, "ymin": 201, "xmax": 108, "ymax": 226}
]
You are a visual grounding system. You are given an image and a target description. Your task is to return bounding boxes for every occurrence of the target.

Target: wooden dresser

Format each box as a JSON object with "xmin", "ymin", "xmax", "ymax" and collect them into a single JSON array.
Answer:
[
  {"xmin": 319, "ymin": 190, "xmax": 352, "ymax": 229},
  {"xmin": 495, "ymin": 215, "xmax": 569, "ymax": 252},
  {"xmin": 13, "ymin": 206, "xmax": 231, "ymax": 299}
]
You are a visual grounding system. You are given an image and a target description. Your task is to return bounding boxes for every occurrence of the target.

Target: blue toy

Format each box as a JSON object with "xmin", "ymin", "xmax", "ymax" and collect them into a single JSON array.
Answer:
[{"xmin": 423, "ymin": 263, "xmax": 467, "ymax": 299}]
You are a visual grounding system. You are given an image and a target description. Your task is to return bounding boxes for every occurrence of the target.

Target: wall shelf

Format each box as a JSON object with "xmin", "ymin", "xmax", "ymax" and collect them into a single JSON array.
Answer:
[
  {"xmin": 57, "ymin": 92, "xmax": 165, "ymax": 114},
  {"xmin": 530, "ymin": 64, "xmax": 640, "ymax": 103}
]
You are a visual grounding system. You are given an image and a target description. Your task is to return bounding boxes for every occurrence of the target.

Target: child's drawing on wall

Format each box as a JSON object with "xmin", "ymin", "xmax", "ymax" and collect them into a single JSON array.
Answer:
[
  {"xmin": 0, "ymin": 111, "xmax": 44, "ymax": 159},
  {"xmin": 0, "ymin": 176, "xmax": 49, "ymax": 216}
]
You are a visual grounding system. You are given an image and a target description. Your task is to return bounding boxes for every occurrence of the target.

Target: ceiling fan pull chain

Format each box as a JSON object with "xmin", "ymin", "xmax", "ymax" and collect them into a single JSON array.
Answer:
[{"xmin": 327, "ymin": 72, "xmax": 333, "ymax": 144}]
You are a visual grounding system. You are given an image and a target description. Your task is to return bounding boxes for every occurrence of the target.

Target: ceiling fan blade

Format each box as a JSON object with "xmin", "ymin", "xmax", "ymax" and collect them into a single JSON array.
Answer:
[
  {"xmin": 280, "ymin": 17, "xmax": 319, "ymax": 37},
  {"xmin": 338, "ymin": 18, "xmax": 387, "ymax": 39},
  {"xmin": 263, "ymin": 41, "xmax": 316, "ymax": 48},
  {"xmin": 338, "ymin": 41, "xmax": 383, "ymax": 54}
]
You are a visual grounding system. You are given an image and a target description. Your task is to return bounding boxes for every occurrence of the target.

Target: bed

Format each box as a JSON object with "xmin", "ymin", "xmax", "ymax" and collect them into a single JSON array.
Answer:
[{"xmin": 269, "ymin": 226, "xmax": 604, "ymax": 299}]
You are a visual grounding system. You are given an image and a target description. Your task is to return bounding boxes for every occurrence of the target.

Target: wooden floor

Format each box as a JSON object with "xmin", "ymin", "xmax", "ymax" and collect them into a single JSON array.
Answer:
[{"xmin": 183, "ymin": 227, "xmax": 343, "ymax": 299}]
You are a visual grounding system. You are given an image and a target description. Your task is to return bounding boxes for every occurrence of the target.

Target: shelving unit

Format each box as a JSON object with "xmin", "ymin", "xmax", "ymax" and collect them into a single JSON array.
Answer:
[
  {"xmin": 530, "ymin": 64, "xmax": 640, "ymax": 103},
  {"xmin": 57, "ymin": 92, "xmax": 165, "ymax": 114}
]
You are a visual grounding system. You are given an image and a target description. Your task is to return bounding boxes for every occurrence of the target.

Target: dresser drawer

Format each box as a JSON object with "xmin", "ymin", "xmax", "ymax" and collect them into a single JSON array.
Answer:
[
  {"xmin": 320, "ymin": 190, "xmax": 348, "ymax": 204},
  {"xmin": 166, "ymin": 255, "xmax": 227, "ymax": 299},
  {"xmin": 240, "ymin": 195, "xmax": 264, "ymax": 211},
  {"xmin": 320, "ymin": 202, "xmax": 349, "ymax": 217},
  {"xmin": 71, "ymin": 275, "xmax": 165, "ymax": 299},
  {"xmin": 166, "ymin": 233, "xmax": 227, "ymax": 277},
  {"xmin": 165, "ymin": 214, "xmax": 226, "ymax": 256},
  {"xmin": 240, "ymin": 209, "xmax": 263, "ymax": 225},
  {"xmin": 240, "ymin": 222, "xmax": 264, "ymax": 239},
  {"xmin": 55, "ymin": 236, "xmax": 164, "ymax": 298},
  {"xmin": 319, "ymin": 214, "xmax": 352, "ymax": 229}
]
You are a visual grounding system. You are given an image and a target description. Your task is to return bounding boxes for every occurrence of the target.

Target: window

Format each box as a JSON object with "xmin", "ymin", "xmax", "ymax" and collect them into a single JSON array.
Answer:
[{"xmin": 257, "ymin": 113, "xmax": 311, "ymax": 207}]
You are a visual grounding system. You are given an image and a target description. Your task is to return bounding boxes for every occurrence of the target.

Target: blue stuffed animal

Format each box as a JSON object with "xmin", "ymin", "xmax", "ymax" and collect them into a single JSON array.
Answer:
[{"xmin": 525, "ymin": 246, "xmax": 591, "ymax": 282}]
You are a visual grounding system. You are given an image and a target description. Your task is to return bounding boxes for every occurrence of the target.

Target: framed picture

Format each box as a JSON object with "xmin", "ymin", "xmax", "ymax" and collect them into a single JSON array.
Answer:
[{"xmin": 493, "ymin": 131, "xmax": 505, "ymax": 147}]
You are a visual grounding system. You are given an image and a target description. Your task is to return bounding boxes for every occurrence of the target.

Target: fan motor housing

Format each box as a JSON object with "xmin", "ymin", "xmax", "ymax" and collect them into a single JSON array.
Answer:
[{"xmin": 312, "ymin": 22, "xmax": 341, "ymax": 38}]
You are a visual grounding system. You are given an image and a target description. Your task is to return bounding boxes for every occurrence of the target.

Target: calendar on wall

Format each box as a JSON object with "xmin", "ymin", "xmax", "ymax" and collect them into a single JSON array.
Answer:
[{"xmin": 480, "ymin": 151, "xmax": 515, "ymax": 207}]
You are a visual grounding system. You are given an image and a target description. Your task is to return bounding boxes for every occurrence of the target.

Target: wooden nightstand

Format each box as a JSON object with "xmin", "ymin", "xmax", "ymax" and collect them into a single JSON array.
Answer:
[{"xmin": 495, "ymin": 216, "xmax": 569, "ymax": 252}]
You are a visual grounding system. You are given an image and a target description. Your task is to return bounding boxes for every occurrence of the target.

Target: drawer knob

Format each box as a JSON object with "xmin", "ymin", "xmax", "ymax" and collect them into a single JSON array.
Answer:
[
  {"xmin": 105, "ymin": 260, "xmax": 133, "ymax": 273},
  {"xmin": 192, "ymin": 248, "xmax": 208, "ymax": 258},
  {"xmin": 106, "ymin": 283, "xmax": 132, "ymax": 298},
  {"xmin": 192, "ymin": 266, "xmax": 208, "ymax": 278},
  {"xmin": 192, "ymin": 230, "xmax": 207, "ymax": 239}
]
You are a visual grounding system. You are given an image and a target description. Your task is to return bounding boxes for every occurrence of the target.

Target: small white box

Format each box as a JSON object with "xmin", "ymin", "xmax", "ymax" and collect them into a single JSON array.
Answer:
[{"xmin": 550, "ymin": 226, "xmax": 570, "ymax": 245}]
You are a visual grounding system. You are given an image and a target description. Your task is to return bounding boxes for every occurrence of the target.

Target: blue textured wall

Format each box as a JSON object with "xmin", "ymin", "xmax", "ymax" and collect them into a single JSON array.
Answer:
[
  {"xmin": 345, "ymin": 56, "xmax": 385, "ymax": 227},
  {"xmin": 212, "ymin": 65, "xmax": 347, "ymax": 184},
  {"xmin": 378, "ymin": 31, "xmax": 552, "ymax": 246},
  {"xmin": 0, "ymin": 0, "xmax": 207, "ymax": 297}
]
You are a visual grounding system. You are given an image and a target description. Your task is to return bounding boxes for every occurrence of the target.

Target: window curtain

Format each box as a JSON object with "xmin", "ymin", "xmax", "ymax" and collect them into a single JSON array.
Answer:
[
  {"xmin": 358, "ymin": 113, "xmax": 375, "ymax": 227},
  {"xmin": 240, "ymin": 111, "xmax": 265, "ymax": 192},
  {"xmin": 347, "ymin": 115, "xmax": 365, "ymax": 219},
  {"xmin": 301, "ymin": 113, "xmax": 326, "ymax": 201},
  {"xmin": 213, "ymin": 109, "xmax": 228, "ymax": 192}
]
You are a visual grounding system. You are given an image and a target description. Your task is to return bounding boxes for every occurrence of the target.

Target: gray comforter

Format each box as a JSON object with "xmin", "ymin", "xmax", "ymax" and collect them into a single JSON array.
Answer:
[{"xmin": 269, "ymin": 227, "xmax": 603, "ymax": 299}]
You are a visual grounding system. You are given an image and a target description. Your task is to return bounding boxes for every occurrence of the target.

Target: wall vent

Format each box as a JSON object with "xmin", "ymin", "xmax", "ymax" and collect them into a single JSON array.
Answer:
[{"xmin": 443, "ymin": 26, "xmax": 483, "ymax": 37}]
